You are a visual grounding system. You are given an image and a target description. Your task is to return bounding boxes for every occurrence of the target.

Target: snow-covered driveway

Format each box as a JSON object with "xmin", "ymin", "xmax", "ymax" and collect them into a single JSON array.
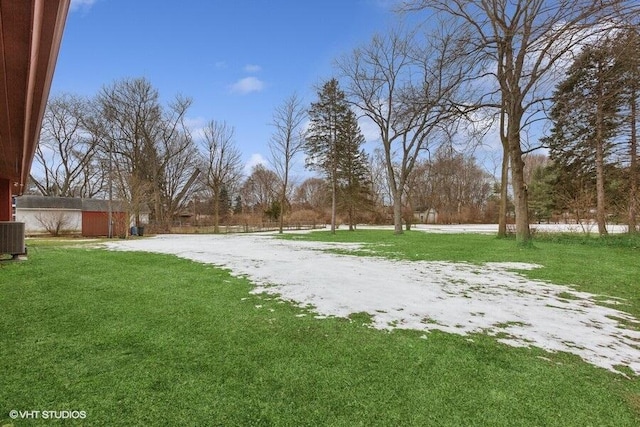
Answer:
[{"xmin": 105, "ymin": 232, "xmax": 640, "ymax": 375}]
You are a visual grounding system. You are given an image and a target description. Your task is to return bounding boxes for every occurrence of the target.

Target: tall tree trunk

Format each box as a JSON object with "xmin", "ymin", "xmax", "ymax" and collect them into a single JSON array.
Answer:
[
  {"xmin": 278, "ymin": 175, "xmax": 287, "ymax": 234},
  {"xmin": 629, "ymin": 86, "xmax": 638, "ymax": 234},
  {"xmin": 384, "ymin": 143, "xmax": 403, "ymax": 235},
  {"xmin": 330, "ymin": 178, "xmax": 336, "ymax": 234},
  {"xmin": 595, "ymin": 140, "xmax": 608, "ymax": 236},
  {"xmin": 595, "ymin": 68, "xmax": 608, "ymax": 236},
  {"xmin": 499, "ymin": 147, "xmax": 509, "ymax": 237},
  {"xmin": 213, "ymin": 189, "xmax": 220, "ymax": 234},
  {"xmin": 405, "ymin": 193, "xmax": 413, "ymax": 231},
  {"xmin": 393, "ymin": 193, "xmax": 403, "ymax": 234},
  {"xmin": 348, "ymin": 196, "xmax": 354, "ymax": 231},
  {"xmin": 278, "ymin": 192, "xmax": 285, "ymax": 234},
  {"xmin": 330, "ymin": 120, "xmax": 338, "ymax": 234},
  {"xmin": 153, "ymin": 186, "xmax": 161, "ymax": 229},
  {"xmin": 498, "ymin": 109, "xmax": 509, "ymax": 237},
  {"xmin": 508, "ymin": 105, "xmax": 531, "ymax": 244}
]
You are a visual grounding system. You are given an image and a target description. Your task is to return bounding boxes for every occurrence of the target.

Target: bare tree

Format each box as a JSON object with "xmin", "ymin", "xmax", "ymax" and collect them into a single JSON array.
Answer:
[
  {"xmin": 240, "ymin": 164, "xmax": 280, "ymax": 215},
  {"xmin": 152, "ymin": 95, "xmax": 199, "ymax": 228},
  {"xmin": 368, "ymin": 147, "xmax": 393, "ymax": 215},
  {"xmin": 31, "ymin": 94, "xmax": 101, "ymax": 197},
  {"xmin": 293, "ymin": 177, "xmax": 329, "ymax": 212},
  {"xmin": 338, "ymin": 28, "xmax": 473, "ymax": 234},
  {"xmin": 200, "ymin": 120, "xmax": 243, "ymax": 233},
  {"xmin": 402, "ymin": 0, "xmax": 640, "ymax": 243},
  {"xmin": 269, "ymin": 93, "xmax": 307, "ymax": 233},
  {"xmin": 35, "ymin": 211, "xmax": 71, "ymax": 236},
  {"xmin": 97, "ymin": 77, "xmax": 198, "ymax": 229},
  {"xmin": 97, "ymin": 78, "xmax": 163, "ymax": 226},
  {"xmin": 405, "ymin": 157, "xmax": 432, "ymax": 216},
  {"xmin": 426, "ymin": 146, "xmax": 494, "ymax": 223}
]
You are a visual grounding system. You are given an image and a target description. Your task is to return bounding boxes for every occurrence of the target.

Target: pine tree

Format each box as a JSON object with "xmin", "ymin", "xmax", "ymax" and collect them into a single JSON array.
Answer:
[
  {"xmin": 218, "ymin": 186, "xmax": 232, "ymax": 224},
  {"xmin": 527, "ymin": 164, "xmax": 557, "ymax": 223},
  {"xmin": 544, "ymin": 40, "xmax": 623, "ymax": 235},
  {"xmin": 305, "ymin": 79, "xmax": 351, "ymax": 233},
  {"xmin": 614, "ymin": 28, "xmax": 640, "ymax": 233},
  {"xmin": 233, "ymin": 195, "xmax": 242, "ymax": 215},
  {"xmin": 337, "ymin": 110, "xmax": 372, "ymax": 230}
]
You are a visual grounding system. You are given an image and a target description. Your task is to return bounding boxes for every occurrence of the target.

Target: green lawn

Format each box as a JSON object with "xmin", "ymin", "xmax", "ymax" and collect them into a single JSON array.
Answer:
[
  {"xmin": 282, "ymin": 230, "xmax": 640, "ymax": 318},
  {"xmin": 1, "ymin": 234, "xmax": 639, "ymax": 426}
]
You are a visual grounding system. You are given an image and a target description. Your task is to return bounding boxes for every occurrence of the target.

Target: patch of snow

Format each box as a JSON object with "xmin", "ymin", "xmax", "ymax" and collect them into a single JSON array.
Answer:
[
  {"xmin": 408, "ymin": 223, "xmax": 630, "ymax": 234},
  {"xmin": 105, "ymin": 232, "xmax": 640, "ymax": 375}
]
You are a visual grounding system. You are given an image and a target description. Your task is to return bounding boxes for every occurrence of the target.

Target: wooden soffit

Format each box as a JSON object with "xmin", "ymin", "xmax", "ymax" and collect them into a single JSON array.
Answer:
[{"xmin": 0, "ymin": 0, "xmax": 70, "ymax": 194}]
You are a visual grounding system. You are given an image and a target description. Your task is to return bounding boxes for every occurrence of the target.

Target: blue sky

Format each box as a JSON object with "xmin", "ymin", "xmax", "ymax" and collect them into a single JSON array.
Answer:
[{"xmin": 53, "ymin": 0, "xmax": 399, "ymax": 173}]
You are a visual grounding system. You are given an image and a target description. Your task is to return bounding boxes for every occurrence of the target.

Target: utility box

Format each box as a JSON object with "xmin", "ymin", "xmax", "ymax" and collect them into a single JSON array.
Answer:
[{"xmin": 0, "ymin": 221, "xmax": 26, "ymax": 256}]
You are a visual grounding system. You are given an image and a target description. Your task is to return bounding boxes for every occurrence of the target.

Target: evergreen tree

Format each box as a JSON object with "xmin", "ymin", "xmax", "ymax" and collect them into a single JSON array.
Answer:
[
  {"xmin": 614, "ymin": 28, "xmax": 640, "ymax": 233},
  {"xmin": 527, "ymin": 164, "xmax": 557, "ymax": 223},
  {"xmin": 233, "ymin": 195, "xmax": 242, "ymax": 215},
  {"xmin": 305, "ymin": 79, "xmax": 351, "ymax": 233},
  {"xmin": 218, "ymin": 186, "xmax": 232, "ymax": 224},
  {"xmin": 305, "ymin": 79, "xmax": 374, "ymax": 231},
  {"xmin": 264, "ymin": 200, "xmax": 281, "ymax": 222},
  {"xmin": 337, "ymin": 109, "xmax": 372, "ymax": 230},
  {"xmin": 544, "ymin": 40, "xmax": 623, "ymax": 235}
]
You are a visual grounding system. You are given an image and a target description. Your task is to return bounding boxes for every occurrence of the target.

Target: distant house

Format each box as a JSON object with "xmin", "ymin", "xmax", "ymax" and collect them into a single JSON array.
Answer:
[
  {"xmin": 15, "ymin": 196, "xmax": 149, "ymax": 237},
  {"xmin": 414, "ymin": 208, "xmax": 438, "ymax": 224}
]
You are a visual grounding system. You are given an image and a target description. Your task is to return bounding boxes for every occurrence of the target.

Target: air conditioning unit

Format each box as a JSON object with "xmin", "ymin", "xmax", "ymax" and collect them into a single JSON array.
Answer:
[{"xmin": 0, "ymin": 222, "xmax": 26, "ymax": 256}]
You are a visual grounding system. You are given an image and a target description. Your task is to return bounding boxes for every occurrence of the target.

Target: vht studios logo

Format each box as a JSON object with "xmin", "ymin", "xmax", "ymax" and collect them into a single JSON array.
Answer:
[{"xmin": 9, "ymin": 410, "xmax": 87, "ymax": 420}]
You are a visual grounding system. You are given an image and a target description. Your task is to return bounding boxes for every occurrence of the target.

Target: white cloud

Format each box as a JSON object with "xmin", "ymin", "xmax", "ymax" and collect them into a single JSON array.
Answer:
[
  {"xmin": 244, "ymin": 64, "xmax": 262, "ymax": 73},
  {"xmin": 70, "ymin": 0, "xmax": 97, "ymax": 12},
  {"xmin": 230, "ymin": 77, "xmax": 265, "ymax": 95},
  {"xmin": 244, "ymin": 153, "xmax": 268, "ymax": 174}
]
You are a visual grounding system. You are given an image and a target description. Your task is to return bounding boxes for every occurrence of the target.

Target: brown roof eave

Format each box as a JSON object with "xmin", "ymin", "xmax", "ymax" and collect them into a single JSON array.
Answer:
[
  {"xmin": 0, "ymin": 0, "xmax": 70, "ymax": 192},
  {"xmin": 19, "ymin": 0, "xmax": 70, "ymax": 193}
]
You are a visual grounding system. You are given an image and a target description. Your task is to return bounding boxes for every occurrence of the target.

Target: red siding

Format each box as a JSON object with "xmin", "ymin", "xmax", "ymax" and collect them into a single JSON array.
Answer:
[
  {"xmin": 82, "ymin": 211, "xmax": 126, "ymax": 237},
  {"xmin": 0, "ymin": 178, "xmax": 12, "ymax": 221}
]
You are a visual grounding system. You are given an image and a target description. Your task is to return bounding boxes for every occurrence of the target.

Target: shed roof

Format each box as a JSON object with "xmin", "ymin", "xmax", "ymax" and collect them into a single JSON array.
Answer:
[
  {"xmin": 81, "ymin": 198, "xmax": 128, "ymax": 212},
  {"xmin": 15, "ymin": 195, "xmax": 133, "ymax": 212},
  {"xmin": 16, "ymin": 195, "xmax": 81, "ymax": 209}
]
